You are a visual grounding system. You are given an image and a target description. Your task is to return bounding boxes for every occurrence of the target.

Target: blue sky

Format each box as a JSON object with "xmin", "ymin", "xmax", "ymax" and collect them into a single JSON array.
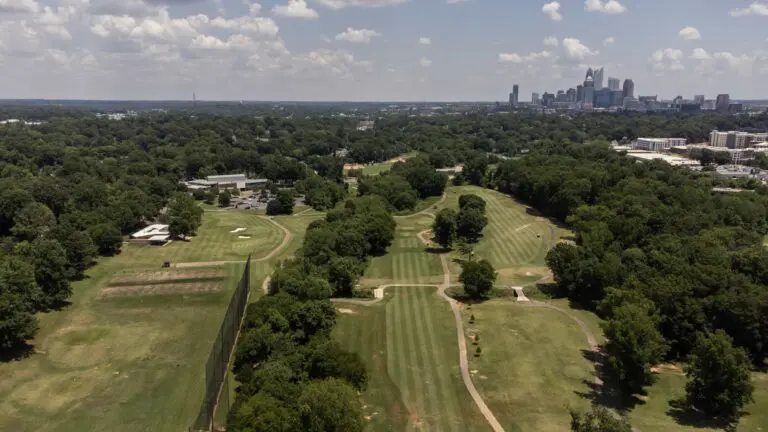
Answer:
[{"xmin": 0, "ymin": 0, "xmax": 767, "ymax": 100}]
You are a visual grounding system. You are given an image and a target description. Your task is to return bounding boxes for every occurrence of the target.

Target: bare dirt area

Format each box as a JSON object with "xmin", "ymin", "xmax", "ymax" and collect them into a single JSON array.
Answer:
[
  {"xmin": 100, "ymin": 282, "xmax": 222, "ymax": 297},
  {"xmin": 109, "ymin": 270, "xmax": 224, "ymax": 285},
  {"xmin": 336, "ymin": 308, "xmax": 358, "ymax": 315}
]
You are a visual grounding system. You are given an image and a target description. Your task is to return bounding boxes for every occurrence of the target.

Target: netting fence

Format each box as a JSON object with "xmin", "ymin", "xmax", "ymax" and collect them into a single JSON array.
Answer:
[{"xmin": 189, "ymin": 256, "xmax": 251, "ymax": 432}]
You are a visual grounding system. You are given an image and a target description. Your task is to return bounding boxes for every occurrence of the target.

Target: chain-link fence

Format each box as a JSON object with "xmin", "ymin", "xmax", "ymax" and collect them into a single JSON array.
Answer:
[{"xmin": 190, "ymin": 256, "xmax": 251, "ymax": 432}]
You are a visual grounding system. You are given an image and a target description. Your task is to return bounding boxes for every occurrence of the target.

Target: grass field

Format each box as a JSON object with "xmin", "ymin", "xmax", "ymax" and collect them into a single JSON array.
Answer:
[
  {"xmin": 334, "ymin": 287, "xmax": 490, "ymax": 432},
  {"xmin": 460, "ymin": 301, "xmax": 595, "ymax": 431},
  {"xmin": 0, "ymin": 209, "xmax": 319, "ymax": 432}
]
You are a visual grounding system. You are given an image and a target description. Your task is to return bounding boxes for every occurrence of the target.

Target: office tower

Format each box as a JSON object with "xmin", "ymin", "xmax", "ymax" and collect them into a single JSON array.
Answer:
[
  {"xmin": 611, "ymin": 90, "xmax": 624, "ymax": 107},
  {"xmin": 583, "ymin": 74, "xmax": 595, "ymax": 106},
  {"xmin": 585, "ymin": 68, "xmax": 594, "ymax": 80},
  {"xmin": 542, "ymin": 92, "xmax": 555, "ymax": 107},
  {"xmin": 622, "ymin": 79, "xmax": 635, "ymax": 99},
  {"xmin": 594, "ymin": 67, "xmax": 604, "ymax": 90},
  {"xmin": 576, "ymin": 85, "xmax": 584, "ymax": 103},
  {"xmin": 566, "ymin": 88, "xmax": 576, "ymax": 102},
  {"xmin": 511, "ymin": 84, "xmax": 519, "ymax": 106},
  {"xmin": 716, "ymin": 94, "xmax": 730, "ymax": 112},
  {"xmin": 607, "ymin": 77, "xmax": 620, "ymax": 91},
  {"xmin": 508, "ymin": 93, "xmax": 514, "ymax": 106},
  {"xmin": 694, "ymin": 95, "xmax": 705, "ymax": 105},
  {"xmin": 532, "ymin": 92, "xmax": 540, "ymax": 105}
]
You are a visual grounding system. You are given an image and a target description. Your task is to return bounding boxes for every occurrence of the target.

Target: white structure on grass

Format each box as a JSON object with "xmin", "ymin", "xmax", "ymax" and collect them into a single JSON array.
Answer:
[
  {"xmin": 632, "ymin": 137, "xmax": 687, "ymax": 152},
  {"xmin": 131, "ymin": 224, "xmax": 170, "ymax": 244}
]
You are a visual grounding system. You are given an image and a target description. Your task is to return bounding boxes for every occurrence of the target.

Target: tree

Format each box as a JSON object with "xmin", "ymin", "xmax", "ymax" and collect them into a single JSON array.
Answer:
[
  {"xmin": 54, "ymin": 224, "xmax": 97, "ymax": 279},
  {"xmin": 229, "ymin": 393, "xmax": 300, "ymax": 432},
  {"xmin": 460, "ymin": 259, "xmax": 497, "ymax": 299},
  {"xmin": 457, "ymin": 238, "xmax": 474, "ymax": 261},
  {"xmin": 297, "ymin": 378, "xmax": 365, "ymax": 432},
  {"xmin": 432, "ymin": 208, "xmax": 457, "ymax": 249},
  {"xmin": 328, "ymin": 257, "xmax": 362, "ymax": 297},
  {"xmin": 570, "ymin": 406, "xmax": 632, "ymax": 432},
  {"xmin": 88, "ymin": 223, "xmax": 123, "ymax": 256},
  {"xmin": 601, "ymin": 304, "xmax": 668, "ymax": 394},
  {"xmin": 168, "ymin": 193, "xmax": 204, "ymax": 238},
  {"xmin": 0, "ymin": 291, "xmax": 37, "ymax": 349},
  {"xmin": 11, "ymin": 202, "xmax": 56, "ymax": 241},
  {"xmin": 456, "ymin": 207, "xmax": 488, "ymax": 243},
  {"xmin": 15, "ymin": 239, "xmax": 71, "ymax": 308},
  {"xmin": 683, "ymin": 330, "xmax": 754, "ymax": 421},
  {"xmin": 458, "ymin": 194, "xmax": 486, "ymax": 213},
  {"xmin": 219, "ymin": 190, "xmax": 232, "ymax": 207},
  {"xmin": 267, "ymin": 189, "xmax": 295, "ymax": 215}
]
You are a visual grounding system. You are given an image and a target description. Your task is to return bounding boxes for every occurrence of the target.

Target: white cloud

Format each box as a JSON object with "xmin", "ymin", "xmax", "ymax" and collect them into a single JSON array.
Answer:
[
  {"xmin": 649, "ymin": 48, "xmax": 684, "ymax": 72},
  {"xmin": 562, "ymin": 38, "xmax": 597, "ymax": 60},
  {"xmin": 603, "ymin": 36, "xmax": 615, "ymax": 46},
  {"xmin": 419, "ymin": 37, "xmax": 431, "ymax": 45},
  {"xmin": 690, "ymin": 48, "xmax": 711, "ymax": 60},
  {"xmin": 498, "ymin": 50, "xmax": 552, "ymax": 64},
  {"xmin": 297, "ymin": 48, "xmax": 372, "ymax": 78},
  {"xmin": 0, "ymin": 0, "xmax": 40, "ymax": 13},
  {"xmin": 542, "ymin": 2, "xmax": 562, "ymax": 21},
  {"xmin": 335, "ymin": 27, "xmax": 381, "ymax": 44},
  {"xmin": 585, "ymin": 0, "xmax": 626, "ymax": 14},
  {"xmin": 313, "ymin": 0, "xmax": 407, "ymax": 9},
  {"xmin": 651, "ymin": 48, "xmax": 683, "ymax": 62},
  {"xmin": 730, "ymin": 2, "xmax": 768, "ymax": 17},
  {"xmin": 543, "ymin": 36, "xmax": 558, "ymax": 47},
  {"xmin": 420, "ymin": 57, "xmax": 432, "ymax": 67},
  {"xmin": 272, "ymin": 0, "xmax": 318, "ymax": 19},
  {"xmin": 678, "ymin": 27, "xmax": 701, "ymax": 41}
]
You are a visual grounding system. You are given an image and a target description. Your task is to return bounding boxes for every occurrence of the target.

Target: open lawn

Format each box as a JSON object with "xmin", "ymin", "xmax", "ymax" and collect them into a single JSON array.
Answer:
[
  {"xmin": 0, "ymin": 209, "xmax": 318, "ymax": 432},
  {"xmin": 363, "ymin": 214, "xmax": 443, "ymax": 287},
  {"xmin": 459, "ymin": 301, "xmax": 595, "ymax": 431},
  {"xmin": 334, "ymin": 287, "xmax": 490, "ymax": 432}
]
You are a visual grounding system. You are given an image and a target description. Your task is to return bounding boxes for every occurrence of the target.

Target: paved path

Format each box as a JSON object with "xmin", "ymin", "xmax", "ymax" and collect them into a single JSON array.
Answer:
[{"xmin": 511, "ymin": 286, "xmax": 530, "ymax": 302}]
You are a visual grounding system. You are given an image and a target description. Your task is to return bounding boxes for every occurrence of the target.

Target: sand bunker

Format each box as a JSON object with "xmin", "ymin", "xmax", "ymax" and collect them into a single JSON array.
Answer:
[
  {"xmin": 238, "ymin": 235, "xmax": 251, "ymax": 239},
  {"xmin": 336, "ymin": 308, "xmax": 357, "ymax": 315},
  {"xmin": 230, "ymin": 227, "xmax": 247, "ymax": 233}
]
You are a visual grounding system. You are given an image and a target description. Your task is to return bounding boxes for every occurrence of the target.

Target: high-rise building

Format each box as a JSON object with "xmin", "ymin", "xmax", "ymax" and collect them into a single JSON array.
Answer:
[
  {"xmin": 594, "ymin": 67, "xmax": 604, "ymax": 90},
  {"xmin": 542, "ymin": 92, "xmax": 555, "ymax": 107},
  {"xmin": 716, "ymin": 94, "xmax": 730, "ymax": 112},
  {"xmin": 556, "ymin": 90, "xmax": 566, "ymax": 102},
  {"xmin": 607, "ymin": 77, "xmax": 620, "ymax": 91},
  {"xmin": 594, "ymin": 89, "xmax": 613, "ymax": 108},
  {"xmin": 532, "ymin": 92, "xmax": 540, "ymax": 105},
  {"xmin": 576, "ymin": 85, "xmax": 584, "ymax": 103},
  {"xmin": 583, "ymin": 74, "xmax": 595, "ymax": 106},
  {"xmin": 611, "ymin": 90, "xmax": 624, "ymax": 107},
  {"xmin": 622, "ymin": 79, "xmax": 635, "ymax": 99},
  {"xmin": 694, "ymin": 95, "xmax": 705, "ymax": 105},
  {"xmin": 510, "ymin": 84, "xmax": 519, "ymax": 106},
  {"xmin": 566, "ymin": 88, "xmax": 576, "ymax": 103}
]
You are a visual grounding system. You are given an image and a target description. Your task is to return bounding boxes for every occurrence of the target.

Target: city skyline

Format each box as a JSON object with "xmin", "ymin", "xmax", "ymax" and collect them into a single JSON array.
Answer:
[{"xmin": 0, "ymin": 1, "xmax": 766, "ymax": 100}]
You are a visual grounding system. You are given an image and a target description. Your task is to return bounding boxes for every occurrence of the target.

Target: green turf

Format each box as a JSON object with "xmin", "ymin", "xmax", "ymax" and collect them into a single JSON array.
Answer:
[
  {"xmin": 0, "ymin": 210, "xmax": 318, "ymax": 432},
  {"xmin": 334, "ymin": 287, "xmax": 491, "ymax": 432},
  {"xmin": 460, "ymin": 301, "xmax": 596, "ymax": 431}
]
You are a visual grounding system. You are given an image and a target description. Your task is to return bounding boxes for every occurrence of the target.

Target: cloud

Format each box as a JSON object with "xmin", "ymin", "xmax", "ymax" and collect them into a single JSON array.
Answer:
[
  {"xmin": 88, "ymin": 0, "xmax": 158, "ymax": 17},
  {"xmin": 562, "ymin": 38, "xmax": 597, "ymax": 60},
  {"xmin": 649, "ymin": 48, "xmax": 684, "ymax": 72},
  {"xmin": 334, "ymin": 27, "xmax": 381, "ymax": 44},
  {"xmin": 584, "ymin": 0, "xmax": 626, "ymax": 14},
  {"xmin": 543, "ymin": 36, "xmax": 558, "ymax": 47},
  {"xmin": 603, "ymin": 36, "xmax": 615, "ymax": 46},
  {"xmin": 678, "ymin": 27, "xmax": 701, "ymax": 41},
  {"xmin": 419, "ymin": 37, "xmax": 431, "ymax": 45},
  {"xmin": 420, "ymin": 57, "xmax": 432, "ymax": 67},
  {"xmin": 498, "ymin": 50, "xmax": 552, "ymax": 64},
  {"xmin": 690, "ymin": 48, "xmax": 711, "ymax": 60},
  {"xmin": 313, "ymin": 0, "xmax": 407, "ymax": 9},
  {"xmin": 296, "ymin": 48, "xmax": 372, "ymax": 78},
  {"xmin": 0, "ymin": 0, "xmax": 40, "ymax": 13},
  {"xmin": 542, "ymin": 2, "xmax": 562, "ymax": 21},
  {"xmin": 730, "ymin": 2, "xmax": 768, "ymax": 17},
  {"xmin": 272, "ymin": 0, "xmax": 318, "ymax": 19}
]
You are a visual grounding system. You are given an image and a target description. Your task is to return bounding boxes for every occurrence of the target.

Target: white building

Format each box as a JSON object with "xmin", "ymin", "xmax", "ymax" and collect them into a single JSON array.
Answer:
[
  {"xmin": 607, "ymin": 77, "xmax": 620, "ymax": 91},
  {"xmin": 709, "ymin": 130, "xmax": 768, "ymax": 148},
  {"xmin": 633, "ymin": 137, "xmax": 687, "ymax": 152}
]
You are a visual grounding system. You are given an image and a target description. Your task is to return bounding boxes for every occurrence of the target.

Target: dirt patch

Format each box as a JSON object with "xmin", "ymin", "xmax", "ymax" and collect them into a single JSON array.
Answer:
[
  {"xmin": 238, "ymin": 235, "xmax": 251, "ymax": 239},
  {"xmin": 651, "ymin": 363, "xmax": 685, "ymax": 375},
  {"xmin": 230, "ymin": 227, "xmax": 247, "ymax": 233},
  {"xmin": 344, "ymin": 163, "xmax": 364, "ymax": 170},
  {"xmin": 101, "ymin": 282, "xmax": 222, "ymax": 296},
  {"xmin": 109, "ymin": 270, "xmax": 223, "ymax": 285},
  {"xmin": 336, "ymin": 308, "xmax": 358, "ymax": 315}
]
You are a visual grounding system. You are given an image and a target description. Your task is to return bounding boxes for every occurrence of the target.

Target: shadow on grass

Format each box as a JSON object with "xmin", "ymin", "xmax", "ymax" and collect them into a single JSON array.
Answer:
[
  {"xmin": 574, "ymin": 348, "xmax": 647, "ymax": 414},
  {"xmin": 666, "ymin": 399, "xmax": 744, "ymax": 431},
  {"xmin": 0, "ymin": 342, "xmax": 34, "ymax": 362}
]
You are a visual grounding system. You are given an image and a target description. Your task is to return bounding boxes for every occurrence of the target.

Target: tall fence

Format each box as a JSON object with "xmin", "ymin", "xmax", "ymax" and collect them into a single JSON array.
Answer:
[{"xmin": 190, "ymin": 256, "xmax": 251, "ymax": 432}]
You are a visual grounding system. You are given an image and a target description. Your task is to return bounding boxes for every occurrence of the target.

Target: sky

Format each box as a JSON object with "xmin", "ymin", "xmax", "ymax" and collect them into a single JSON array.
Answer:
[{"xmin": 1, "ymin": 0, "xmax": 768, "ymax": 101}]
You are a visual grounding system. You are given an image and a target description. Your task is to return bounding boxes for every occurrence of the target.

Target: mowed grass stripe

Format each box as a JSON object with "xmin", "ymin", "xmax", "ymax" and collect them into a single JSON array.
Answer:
[
  {"xmin": 397, "ymin": 290, "xmax": 426, "ymax": 429},
  {"xmin": 407, "ymin": 288, "xmax": 442, "ymax": 431},
  {"xmin": 414, "ymin": 288, "xmax": 462, "ymax": 432},
  {"xmin": 391, "ymin": 289, "xmax": 417, "ymax": 420}
]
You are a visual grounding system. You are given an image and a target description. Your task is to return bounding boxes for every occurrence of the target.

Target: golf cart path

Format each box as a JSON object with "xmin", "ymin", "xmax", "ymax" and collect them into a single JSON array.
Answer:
[{"xmin": 173, "ymin": 216, "xmax": 292, "ymax": 268}]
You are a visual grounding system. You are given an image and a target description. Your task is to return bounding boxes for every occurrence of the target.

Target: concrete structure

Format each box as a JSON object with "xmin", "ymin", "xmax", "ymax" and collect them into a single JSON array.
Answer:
[
  {"xmin": 607, "ymin": 77, "xmax": 620, "ymax": 91},
  {"xmin": 633, "ymin": 137, "xmax": 687, "ymax": 152},
  {"xmin": 709, "ymin": 130, "xmax": 768, "ymax": 148},
  {"xmin": 716, "ymin": 94, "xmax": 730, "ymax": 112},
  {"xmin": 583, "ymin": 74, "xmax": 595, "ymax": 107},
  {"xmin": 185, "ymin": 174, "xmax": 268, "ymax": 191},
  {"xmin": 356, "ymin": 120, "xmax": 375, "ymax": 131},
  {"xmin": 624, "ymin": 151, "xmax": 701, "ymax": 167},
  {"xmin": 531, "ymin": 92, "xmax": 540, "ymax": 105},
  {"xmin": 576, "ymin": 85, "xmax": 584, "ymax": 103},
  {"xmin": 510, "ymin": 84, "xmax": 519, "ymax": 106},
  {"xmin": 623, "ymin": 97, "xmax": 644, "ymax": 111},
  {"xmin": 131, "ymin": 224, "xmax": 170, "ymax": 240},
  {"xmin": 694, "ymin": 95, "xmax": 705, "ymax": 105},
  {"xmin": 593, "ymin": 67, "xmax": 604, "ymax": 90},
  {"xmin": 622, "ymin": 79, "xmax": 635, "ymax": 99}
]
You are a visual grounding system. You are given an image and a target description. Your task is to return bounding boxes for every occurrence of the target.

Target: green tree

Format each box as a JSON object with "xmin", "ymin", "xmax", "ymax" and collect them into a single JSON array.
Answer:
[
  {"xmin": 229, "ymin": 393, "xmax": 300, "ymax": 432},
  {"xmin": 88, "ymin": 223, "xmax": 123, "ymax": 256},
  {"xmin": 458, "ymin": 194, "xmax": 486, "ymax": 213},
  {"xmin": 456, "ymin": 207, "xmax": 488, "ymax": 243},
  {"xmin": 602, "ymin": 304, "xmax": 668, "ymax": 394},
  {"xmin": 683, "ymin": 330, "xmax": 755, "ymax": 421},
  {"xmin": 457, "ymin": 238, "xmax": 474, "ymax": 261},
  {"xmin": 54, "ymin": 224, "xmax": 97, "ymax": 279},
  {"xmin": 570, "ymin": 406, "xmax": 632, "ymax": 432},
  {"xmin": 0, "ymin": 291, "xmax": 37, "ymax": 349},
  {"xmin": 298, "ymin": 378, "xmax": 365, "ymax": 432},
  {"xmin": 460, "ymin": 259, "xmax": 497, "ymax": 299},
  {"xmin": 267, "ymin": 190, "xmax": 295, "ymax": 215},
  {"xmin": 328, "ymin": 257, "xmax": 362, "ymax": 297},
  {"xmin": 432, "ymin": 208, "xmax": 457, "ymax": 249},
  {"xmin": 15, "ymin": 239, "xmax": 71, "ymax": 308},
  {"xmin": 168, "ymin": 193, "xmax": 204, "ymax": 238},
  {"xmin": 219, "ymin": 190, "xmax": 232, "ymax": 207},
  {"xmin": 11, "ymin": 202, "xmax": 56, "ymax": 241}
]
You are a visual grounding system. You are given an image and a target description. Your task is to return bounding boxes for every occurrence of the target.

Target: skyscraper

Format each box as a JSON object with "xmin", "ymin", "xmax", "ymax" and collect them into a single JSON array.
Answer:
[
  {"xmin": 532, "ymin": 92, "xmax": 540, "ymax": 105},
  {"xmin": 583, "ymin": 75, "xmax": 595, "ymax": 106},
  {"xmin": 566, "ymin": 88, "xmax": 576, "ymax": 102},
  {"xmin": 607, "ymin": 77, "xmax": 620, "ymax": 91},
  {"xmin": 622, "ymin": 79, "xmax": 635, "ymax": 99},
  {"xmin": 510, "ymin": 84, "xmax": 519, "ymax": 106},
  {"xmin": 593, "ymin": 68, "xmax": 604, "ymax": 90},
  {"xmin": 694, "ymin": 95, "xmax": 705, "ymax": 105},
  {"xmin": 716, "ymin": 94, "xmax": 730, "ymax": 112},
  {"xmin": 576, "ymin": 85, "xmax": 584, "ymax": 103}
]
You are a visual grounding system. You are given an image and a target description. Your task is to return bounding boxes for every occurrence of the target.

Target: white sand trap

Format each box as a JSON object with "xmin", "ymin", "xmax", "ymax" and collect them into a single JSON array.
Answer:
[
  {"xmin": 336, "ymin": 308, "xmax": 357, "ymax": 315},
  {"xmin": 525, "ymin": 272, "xmax": 533, "ymax": 276},
  {"xmin": 230, "ymin": 227, "xmax": 247, "ymax": 233},
  {"xmin": 238, "ymin": 235, "xmax": 251, "ymax": 239}
]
